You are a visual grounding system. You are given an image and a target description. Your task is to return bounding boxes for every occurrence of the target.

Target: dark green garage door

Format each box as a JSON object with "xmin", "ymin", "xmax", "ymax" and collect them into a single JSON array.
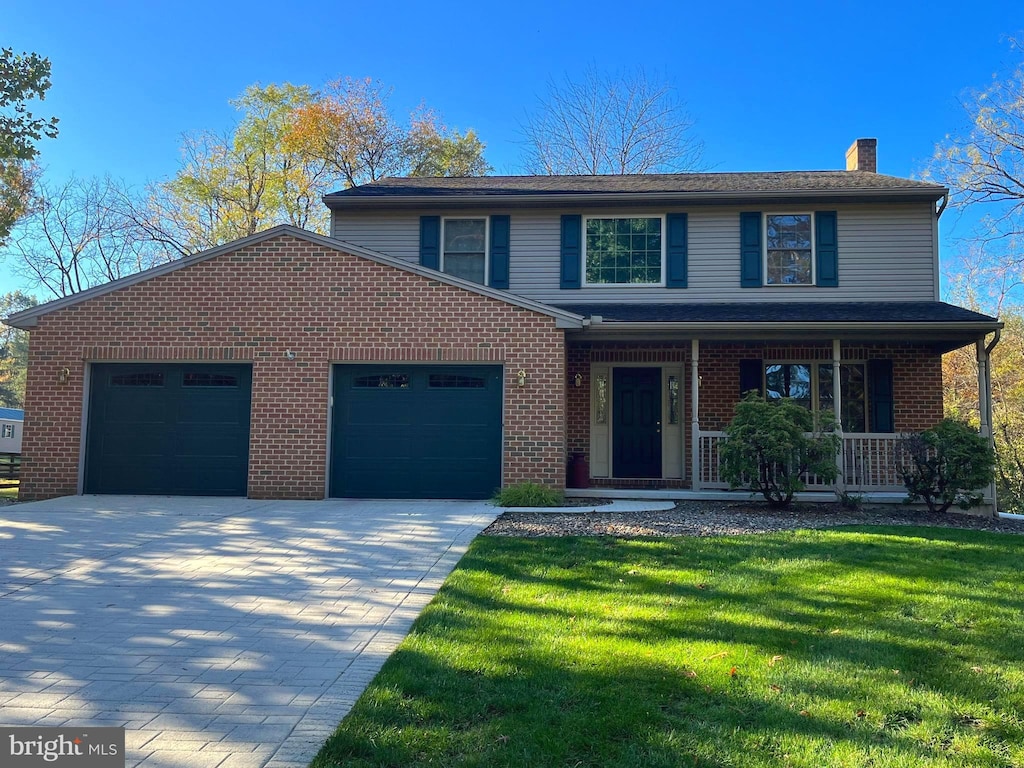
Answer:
[
  {"xmin": 331, "ymin": 365, "xmax": 502, "ymax": 499},
  {"xmin": 85, "ymin": 363, "xmax": 252, "ymax": 495}
]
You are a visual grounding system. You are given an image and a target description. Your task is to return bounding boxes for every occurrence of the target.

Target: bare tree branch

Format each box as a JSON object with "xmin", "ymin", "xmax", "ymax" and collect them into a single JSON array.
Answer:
[{"xmin": 520, "ymin": 66, "xmax": 705, "ymax": 175}]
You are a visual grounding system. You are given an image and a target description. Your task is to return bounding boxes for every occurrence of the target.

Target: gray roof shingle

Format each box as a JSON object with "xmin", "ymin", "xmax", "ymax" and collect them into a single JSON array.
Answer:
[
  {"xmin": 550, "ymin": 302, "xmax": 997, "ymax": 325},
  {"xmin": 325, "ymin": 171, "xmax": 946, "ymax": 202}
]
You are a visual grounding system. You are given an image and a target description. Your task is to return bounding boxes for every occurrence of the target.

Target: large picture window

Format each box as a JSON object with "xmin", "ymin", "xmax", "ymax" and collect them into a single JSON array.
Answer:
[
  {"xmin": 764, "ymin": 362, "xmax": 866, "ymax": 432},
  {"xmin": 765, "ymin": 213, "xmax": 813, "ymax": 285},
  {"xmin": 442, "ymin": 218, "xmax": 487, "ymax": 285},
  {"xmin": 584, "ymin": 216, "xmax": 663, "ymax": 285}
]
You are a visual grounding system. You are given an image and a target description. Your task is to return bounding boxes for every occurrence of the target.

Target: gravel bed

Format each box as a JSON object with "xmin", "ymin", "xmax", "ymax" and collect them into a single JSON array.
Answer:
[{"xmin": 483, "ymin": 501, "xmax": 1024, "ymax": 538}]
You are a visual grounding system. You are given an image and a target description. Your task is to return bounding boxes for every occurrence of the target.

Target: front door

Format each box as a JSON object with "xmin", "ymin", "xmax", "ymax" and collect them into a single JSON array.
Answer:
[{"xmin": 613, "ymin": 367, "xmax": 662, "ymax": 478}]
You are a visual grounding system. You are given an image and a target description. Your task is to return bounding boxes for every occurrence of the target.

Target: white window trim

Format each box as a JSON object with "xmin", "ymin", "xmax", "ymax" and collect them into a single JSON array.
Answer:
[
  {"xmin": 581, "ymin": 213, "xmax": 667, "ymax": 288},
  {"xmin": 763, "ymin": 212, "xmax": 815, "ymax": 287},
  {"xmin": 440, "ymin": 216, "xmax": 489, "ymax": 285}
]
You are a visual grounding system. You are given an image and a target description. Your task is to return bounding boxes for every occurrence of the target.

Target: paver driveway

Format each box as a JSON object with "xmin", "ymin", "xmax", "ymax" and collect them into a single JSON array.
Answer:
[{"xmin": 0, "ymin": 496, "xmax": 500, "ymax": 767}]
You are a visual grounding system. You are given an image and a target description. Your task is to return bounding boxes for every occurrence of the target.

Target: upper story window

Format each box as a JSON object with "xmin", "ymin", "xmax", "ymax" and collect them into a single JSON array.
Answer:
[
  {"xmin": 765, "ymin": 213, "xmax": 814, "ymax": 285},
  {"xmin": 584, "ymin": 216, "xmax": 664, "ymax": 286},
  {"xmin": 442, "ymin": 218, "xmax": 487, "ymax": 285},
  {"xmin": 740, "ymin": 210, "xmax": 837, "ymax": 289},
  {"xmin": 1, "ymin": 424, "xmax": 13, "ymax": 439}
]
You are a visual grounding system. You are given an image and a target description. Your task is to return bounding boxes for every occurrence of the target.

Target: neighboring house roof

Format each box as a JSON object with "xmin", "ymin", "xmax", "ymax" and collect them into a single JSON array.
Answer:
[
  {"xmin": 554, "ymin": 301, "xmax": 998, "ymax": 325},
  {"xmin": 0, "ymin": 408, "xmax": 23, "ymax": 421},
  {"xmin": 4, "ymin": 225, "xmax": 585, "ymax": 331},
  {"xmin": 324, "ymin": 172, "xmax": 947, "ymax": 208}
]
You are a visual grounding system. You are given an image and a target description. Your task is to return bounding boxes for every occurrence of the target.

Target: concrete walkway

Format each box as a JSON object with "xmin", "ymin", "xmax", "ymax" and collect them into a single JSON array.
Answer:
[{"xmin": 0, "ymin": 496, "xmax": 500, "ymax": 767}]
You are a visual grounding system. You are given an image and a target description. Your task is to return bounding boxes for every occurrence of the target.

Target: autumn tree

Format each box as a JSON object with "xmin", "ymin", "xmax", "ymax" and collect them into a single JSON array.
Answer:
[
  {"xmin": 929, "ymin": 41, "xmax": 1024, "ymax": 297},
  {"xmin": 286, "ymin": 78, "xmax": 491, "ymax": 187},
  {"xmin": 520, "ymin": 66, "xmax": 704, "ymax": 175},
  {"xmin": 139, "ymin": 82, "xmax": 332, "ymax": 252},
  {"xmin": 932, "ymin": 41, "xmax": 1024, "ymax": 511},
  {"xmin": 405, "ymin": 108, "xmax": 491, "ymax": 177},
  {"xmin": 1, "ymin": 48, "xmax": 59, "ymax": 244},
  {"xmin": 0, "ymin": 291, "xmax": 36, "ymax": 407}
]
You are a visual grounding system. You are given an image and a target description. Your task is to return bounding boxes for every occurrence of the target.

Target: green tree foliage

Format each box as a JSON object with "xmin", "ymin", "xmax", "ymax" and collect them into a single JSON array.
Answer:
[
  {"xmin": 140, "ymin": 79, "xmax": 491, "ymax": 255},
  {"xmin": 0, "ymin": 48, "xmax": 59, "ymax": 244},
  {"xmin": 719, "ymin": 393, "xmax": 841, "ymax": 509},
  {"xmin": 147, "ymin": 82, "xmax": 330, "ymax": 252},
  {"xmin": 0, "ymin": 291, "xmax": 37, "ymax": 407},
  {"xmin": 406, "ymin": 108, "xmax": 491, "ymax": 177},
  {"xmin": 898, "ymin": 419, "xmax": 994, "ymax": 513}
]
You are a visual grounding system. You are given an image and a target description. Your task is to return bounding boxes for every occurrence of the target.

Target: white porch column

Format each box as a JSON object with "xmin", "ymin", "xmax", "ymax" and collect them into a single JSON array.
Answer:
[
  {"xmin": 691, "ymin": 339, "xmax": 701, "ymax": 490},
  {"xmin": 832, "ymin": 339, "xmax": 845, "ymax": 491},
  {"xmin": 977, "ymin": 338, "xmax": 997, "ymax": 513}
]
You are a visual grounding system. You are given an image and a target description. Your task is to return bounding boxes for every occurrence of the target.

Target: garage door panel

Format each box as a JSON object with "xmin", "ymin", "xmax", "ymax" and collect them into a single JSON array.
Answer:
[
  {"xmin": 86, "ymin": 364, "xmax": 252, "ymax": 496},
  {"xmin": 331, "ymin": 365, "xmax": 502, "ymax": 499}
]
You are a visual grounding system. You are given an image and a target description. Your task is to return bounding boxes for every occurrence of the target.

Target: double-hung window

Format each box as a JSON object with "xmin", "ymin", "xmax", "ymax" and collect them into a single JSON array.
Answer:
[
  {"xmin": 765, "ymin": 213, "xmax": 813, "ymax": 285},
  {"xmin": 764, "ymin": 362, "xmax": 866, "ymax": 432},
  {"xmin": 441, "ymin": 218, "xmax": 487, "ymax": 285},
  {"xmin": 584, "ymin": 216, "xmax": 664, "ymax": 285}
]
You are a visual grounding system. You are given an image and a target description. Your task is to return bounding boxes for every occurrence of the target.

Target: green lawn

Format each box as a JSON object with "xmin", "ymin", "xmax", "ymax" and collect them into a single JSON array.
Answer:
[
  {"xmin": 0, "ymin": 483, "xmax": 18, "ymax": 500},
  {"xmin": 312, "ymin": 527, "xmax": 1024, "ymax": 768}
]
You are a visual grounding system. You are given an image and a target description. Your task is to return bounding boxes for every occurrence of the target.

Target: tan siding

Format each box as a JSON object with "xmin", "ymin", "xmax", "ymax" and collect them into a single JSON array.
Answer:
[{"xmin": 331, "ymin": 202, "xmax": 937, "ymax": 304}]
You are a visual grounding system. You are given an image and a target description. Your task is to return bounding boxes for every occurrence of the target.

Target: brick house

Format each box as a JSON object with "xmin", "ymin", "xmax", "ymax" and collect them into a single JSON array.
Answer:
[{"xmin": 6, "ymin": 139, "xmax": 1001, "ymax": 502}]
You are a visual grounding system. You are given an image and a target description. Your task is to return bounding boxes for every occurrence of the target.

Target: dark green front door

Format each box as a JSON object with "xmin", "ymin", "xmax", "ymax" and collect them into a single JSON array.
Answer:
[
  {"xmin": 331, "ymin": 365, "xmax": 502, "ymax": 499},
  {"xmin": 613, "ymin": 367, "xmax": 662, "ymax": 478},
  {"xmin": 85, "ymin": 363, "xmax": 252, "ymax": 495}
]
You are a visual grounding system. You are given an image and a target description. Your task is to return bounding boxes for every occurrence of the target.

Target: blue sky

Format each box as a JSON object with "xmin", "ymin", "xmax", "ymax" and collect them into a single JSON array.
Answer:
[{"xmin": 4, "ymin": 0, "xmax": 1023, "ymax": 295}]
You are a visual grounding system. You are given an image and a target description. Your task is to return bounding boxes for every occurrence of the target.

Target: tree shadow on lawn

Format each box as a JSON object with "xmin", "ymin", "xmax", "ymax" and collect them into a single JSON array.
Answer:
[{"xmin": 314, "ymin": 526, "xmax": 1024, "ymax": 767}]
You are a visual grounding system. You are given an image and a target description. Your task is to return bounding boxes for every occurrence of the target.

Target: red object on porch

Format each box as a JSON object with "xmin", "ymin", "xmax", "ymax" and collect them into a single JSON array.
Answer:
[{"xmin": 567, "ymin": 453, "xmax": 589, "ymax": 489}]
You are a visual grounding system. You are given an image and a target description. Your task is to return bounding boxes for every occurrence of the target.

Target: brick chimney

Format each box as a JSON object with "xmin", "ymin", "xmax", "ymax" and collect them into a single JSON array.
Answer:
[{"xmin": 845, "ymin": 138, "xmax": 877, "ymax": 173}]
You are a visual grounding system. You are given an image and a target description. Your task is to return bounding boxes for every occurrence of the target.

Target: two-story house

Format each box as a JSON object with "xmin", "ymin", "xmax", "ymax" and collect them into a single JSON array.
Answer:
[{"xmin": 7, "ymin": 139, "xmax": 1001, "ymax": 503}]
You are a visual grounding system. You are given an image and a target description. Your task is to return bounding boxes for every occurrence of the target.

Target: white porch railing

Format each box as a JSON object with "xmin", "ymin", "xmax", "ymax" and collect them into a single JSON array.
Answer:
[{"xmin": 697, "ymin": 431, "xmax": 906, "ymax": 492}]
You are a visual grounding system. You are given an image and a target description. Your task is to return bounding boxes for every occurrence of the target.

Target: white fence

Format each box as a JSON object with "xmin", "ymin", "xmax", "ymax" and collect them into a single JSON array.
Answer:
[{"xmin": 697, "ymin": 431, "xmax": 906, "ymax": 492}]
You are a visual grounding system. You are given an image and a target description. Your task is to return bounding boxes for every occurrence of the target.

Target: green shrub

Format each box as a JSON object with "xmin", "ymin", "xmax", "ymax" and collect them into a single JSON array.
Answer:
[
  {"xmin": 719, "ymin": 393, "xmax": 842, "ymax": 509},
  {"xmin": 836, "ymin": 489, "xmax": 864, "ymax": 511},
  {"xmin": 493, "ymin": 482, "xmax": 564, "ymax": 507},
  {"xmin": 898, "ymin": 418, "xmax": 995, "ymax": 513}
]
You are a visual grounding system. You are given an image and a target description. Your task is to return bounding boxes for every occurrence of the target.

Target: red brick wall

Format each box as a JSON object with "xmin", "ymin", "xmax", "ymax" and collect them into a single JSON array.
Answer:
[
  {"xmin": 565, "ymin": 340, "xmax": 944, "ymax": 482},
  {"xmin": 20, "ymin": 234, "xmax": 566, "ymax": 501}
]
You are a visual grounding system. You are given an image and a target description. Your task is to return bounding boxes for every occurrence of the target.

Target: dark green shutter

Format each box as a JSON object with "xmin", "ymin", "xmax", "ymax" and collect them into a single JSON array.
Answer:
[
  {"xmin": 489, "ymin": 215, "xmax": 510, "ymax": 289},
  {"xmin": 560, "ymin": 215, "xmax": 582, "ymax": 289},
  {"xmin": 739, "ymin": 359, "xmax": 764, "ymax": 398},
  {"xmin": 815, "ymin": 211, "xmax": 839, "ymax": 287},
  {"xmin": 740, "ymin": 212, "xmax": 762, "ymax": 287},
  {"xmin": 666, "ymin": 213, "xmax": 688, "ymax": 288},
  {"xmin": 419, "ymin": 216, "xmax": 440, "ymax": 270},
  {"xmin": 867, "ymin": 359, "xmax": 894, "ymax": 433}
]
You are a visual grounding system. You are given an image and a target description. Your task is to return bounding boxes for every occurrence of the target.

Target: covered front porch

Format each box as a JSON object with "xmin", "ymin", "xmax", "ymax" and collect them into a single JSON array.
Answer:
[{"xmin": 559, "ymin": 301, "xmax": 1002, "ymax": 501}]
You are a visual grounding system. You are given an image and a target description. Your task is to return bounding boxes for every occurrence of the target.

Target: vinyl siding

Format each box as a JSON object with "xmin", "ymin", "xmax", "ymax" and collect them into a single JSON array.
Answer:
[{"xmin": 331, "ymin": 202, "xmax": 937, "ymax": 303}]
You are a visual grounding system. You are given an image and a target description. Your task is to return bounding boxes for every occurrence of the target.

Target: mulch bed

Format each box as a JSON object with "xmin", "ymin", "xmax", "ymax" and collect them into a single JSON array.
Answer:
[{"xmin": 483, "ymin": 500, "xmax": 1024, "ymax": 538}]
